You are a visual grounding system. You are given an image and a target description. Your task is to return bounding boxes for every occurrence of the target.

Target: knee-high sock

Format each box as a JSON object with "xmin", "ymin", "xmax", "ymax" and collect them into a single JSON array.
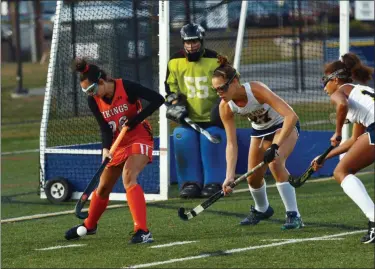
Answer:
[
  {"xmin": 126, "ymin": 184, "xmax": 148, "ymax": 232},
  {"xmin": 276, "ymin": 182, "xmax": 300, "ymax": 217},
  {"xmin": 249, "ymin": 181, "xmax": 269, "ymax": 213},
  {"xmin": 341, "ymin": 174, "xmax": 375, "ymax": 222},
  {"xmin": 84, "ymin": 190, "xmax": 109, "ymax": 230}
]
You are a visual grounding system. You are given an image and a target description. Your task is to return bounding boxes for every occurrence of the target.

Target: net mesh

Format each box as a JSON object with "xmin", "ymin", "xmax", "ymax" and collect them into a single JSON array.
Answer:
[
  {"xmin": 46, "ymin": 0, "xmax": 159, "ymax": 148},
  {"xmin": 43, "ymin": 0, "xmax": 161, "ymax": 195},
  {"xmin": 43, "ymin": 0, "xmax": 374, "ymax": 195},
  {"xmin": 233, "ymin": 0, "xmax": 373, "ymax": 130},
  {"xmin": 235, "ymin": 0, "xmax": 340, "ymax": 131}
]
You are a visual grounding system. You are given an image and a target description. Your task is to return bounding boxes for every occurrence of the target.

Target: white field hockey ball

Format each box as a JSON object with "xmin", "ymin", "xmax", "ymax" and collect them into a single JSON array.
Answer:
[{"xmin": 77, "ymin": 226, "xmax": 87, "ymax": 237}]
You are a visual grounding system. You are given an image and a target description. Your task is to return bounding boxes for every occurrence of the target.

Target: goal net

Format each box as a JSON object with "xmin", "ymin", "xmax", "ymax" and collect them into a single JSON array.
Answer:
[{"xmin": 40, "ymin": 0, "xmax": 167, "ymax": 201}]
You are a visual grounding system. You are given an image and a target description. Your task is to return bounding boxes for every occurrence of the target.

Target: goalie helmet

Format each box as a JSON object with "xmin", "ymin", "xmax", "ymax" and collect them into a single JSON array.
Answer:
[{"xmin": 180, "ymin": 23, "xmax": 205, "ymax": 62}]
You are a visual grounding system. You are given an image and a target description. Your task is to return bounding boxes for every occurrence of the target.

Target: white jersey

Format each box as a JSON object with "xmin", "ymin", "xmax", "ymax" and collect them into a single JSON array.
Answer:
[
  {"xmin": 228, "ymin": 82, "xmax": 284, "ymax": 130},
  {"xmin": 345, "ymin": 84, "xmax": 374, "ymax": 127}
]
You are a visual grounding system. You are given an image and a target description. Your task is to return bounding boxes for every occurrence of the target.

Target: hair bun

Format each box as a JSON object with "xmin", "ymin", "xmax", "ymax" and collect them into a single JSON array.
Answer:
[
  {"xmin": 217, "ymin": 54, "xmax": 229, "ymax": 67},
  {"xmin": 73, "ymin": 58, "xmax": 88, "ymax": 73}
]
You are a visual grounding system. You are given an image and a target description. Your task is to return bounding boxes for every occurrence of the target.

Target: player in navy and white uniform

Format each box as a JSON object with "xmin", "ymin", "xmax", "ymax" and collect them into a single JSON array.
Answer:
[
  {"xmin": 212, "ymin": 55, "xmax": 303, "ymax": 230},
  {"xmin": 312, "ymin": 52, "xmax": 374, "ymax": 244}
]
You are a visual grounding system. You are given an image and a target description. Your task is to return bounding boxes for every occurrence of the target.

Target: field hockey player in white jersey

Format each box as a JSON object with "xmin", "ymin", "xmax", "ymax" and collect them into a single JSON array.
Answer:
[
  {"xmin": 212, "ymin": 55, "xmax": 303, "ymax": 230},
  {"xmin": 312, "ymin": 52, "xmax": 375, "ymax": 244}
]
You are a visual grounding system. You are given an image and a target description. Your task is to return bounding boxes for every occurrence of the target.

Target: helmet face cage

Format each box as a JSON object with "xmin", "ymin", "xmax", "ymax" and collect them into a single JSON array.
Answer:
[
  {"xmin": 180, "ymin": 23, "xmax": 205, "ymax": 62},
  {"xmin": 321, "ymin": 69, "xmax": 348, "ymax": 87},
  {"xmin": 180, "ymin": 23, "xmax": 205, "ymax": 42}
]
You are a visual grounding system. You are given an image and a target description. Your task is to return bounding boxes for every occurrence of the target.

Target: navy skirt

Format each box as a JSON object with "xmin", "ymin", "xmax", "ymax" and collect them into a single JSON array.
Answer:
[
  {"xmin": 366, "ymin": 122, "xmax": 375, "ymax": 145},
  {"xmin": 250, "ymin": 121, "xmax": 300, "ymax": 142}
]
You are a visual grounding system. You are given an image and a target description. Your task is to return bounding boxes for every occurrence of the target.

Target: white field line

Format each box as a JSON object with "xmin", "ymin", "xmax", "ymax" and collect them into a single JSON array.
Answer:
[
  {"xmin": 35, "ymin": 244, "xmax": 86, "ymax": 251},
  {"xmin": 1, "ymin": 171, "xmax": 372, "ymax": 224},
  {"xmin": 300, "ymin": 120, "xmax": 330, "ymax": 126},
  {"xmin": 232, "ymin": 171, "xmax": 373, "ymax": 194},
  {"xmin": 124, "ymin": 230, "xmax": 365, "ymax": 268},
  {"xmin": 149, "ymin": 241, "xmax": 198, "ymax": 249},
  {"xmin": 1, "ymin": 149, "xmax": 39, "ymax": 155},
  {"xmin": 0, "ymin": 204, "xmax": 126, "ymax": 224},
  {"xmin": 262, "ymin": 238, "xmax": 344, "ymax": 241}
]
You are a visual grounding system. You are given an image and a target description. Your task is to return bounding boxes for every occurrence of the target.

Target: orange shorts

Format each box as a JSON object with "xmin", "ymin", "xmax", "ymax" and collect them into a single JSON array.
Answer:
[{"xmin": 107, "ymin": 140, "xmax": 153, "ymax": 167}]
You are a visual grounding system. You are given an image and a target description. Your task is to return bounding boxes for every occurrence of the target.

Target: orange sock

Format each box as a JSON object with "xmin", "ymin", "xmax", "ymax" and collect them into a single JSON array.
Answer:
[
  {"xmin": 126, "ymin": 184, "xmax": 148, "ymax": 232},
  {"xmin": 84, "ymin": 190, "xmax": 109, "ymax": 230}
]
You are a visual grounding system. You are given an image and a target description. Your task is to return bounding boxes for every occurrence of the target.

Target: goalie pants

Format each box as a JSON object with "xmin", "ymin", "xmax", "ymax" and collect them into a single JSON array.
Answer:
[{"xmin": 173, "ymin": 125, "xmax": 226, "ymax": 189}]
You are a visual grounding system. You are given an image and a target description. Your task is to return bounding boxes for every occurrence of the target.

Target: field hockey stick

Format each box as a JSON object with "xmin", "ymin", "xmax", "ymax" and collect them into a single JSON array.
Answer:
[
  {"xmin": 74, "ymin": 126, "xmax": 128, "ymax": 219},
  {"xmin": 288, "ymin": 136, "xmax": 342, "ymax": 188},
  {"xmin": 329, "ymin": 113, "xmax": 350, "ymax": 125},
  {"xmin": 178, "ymin": 161, "xmax": 265, "ymax": 221},
  {"xmin": 184, "ymin": 117, "xmax": 221, "ymax": 144}
]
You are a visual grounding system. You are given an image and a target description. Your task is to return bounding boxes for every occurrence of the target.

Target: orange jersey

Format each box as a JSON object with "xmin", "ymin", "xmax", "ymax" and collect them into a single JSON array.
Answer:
[{"xmin": 93, "ymin": 79, "xmax": 153, "ymax": 148}]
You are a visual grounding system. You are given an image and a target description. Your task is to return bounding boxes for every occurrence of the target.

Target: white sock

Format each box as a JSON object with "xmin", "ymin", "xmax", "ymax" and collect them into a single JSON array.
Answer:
[
  {"xmin": 341, "ymin": 174, "xmax": 375, "ymax": 222},
  {"xmin": 249, "ymin": 180, "xmax": 269, "ymax": 213},
  {"xmin": 276, "ymin": 182, "xmax": 300, "ymax": 217}
]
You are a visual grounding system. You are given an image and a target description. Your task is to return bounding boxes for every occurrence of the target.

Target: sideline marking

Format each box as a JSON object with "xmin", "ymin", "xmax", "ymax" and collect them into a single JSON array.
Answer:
[
  {"xmin": 35, "ymin": 244, "xmax": 86, "ymax": 251},
  {"xmin": 124, "ymin": 230, "xmax": 365, "ymax": 268},
  {"xmin": 1, "ymin": 149, "xmax": 39, "ymax": 155},
  {"xmin": 1, "ymin": 172, "xmax": 372, "ymax": 224},
  {"xmin": 1, "ymin": 204, "xmax": 125, "ymax": 224},
  {"xmin": 261, "ymin": 238, "xmax": 344, "ymax": 242},
  {"xmin": 232, "ymin": 171, "xmax": 373, "ymax": 194},
  {"xmin": 149, "ymin": 241, "xmax": 198, "ymax": 249}
]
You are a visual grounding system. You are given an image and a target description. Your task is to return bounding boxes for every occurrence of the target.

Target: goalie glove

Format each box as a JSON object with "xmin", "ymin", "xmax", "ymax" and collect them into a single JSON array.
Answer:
[
  {"xmin": 166, "ymin": 103, "xmax": 188, "ymax": 124},
  {"xmin": 165, "ymin": 92, "xmax": 178, "ymax": 105}
]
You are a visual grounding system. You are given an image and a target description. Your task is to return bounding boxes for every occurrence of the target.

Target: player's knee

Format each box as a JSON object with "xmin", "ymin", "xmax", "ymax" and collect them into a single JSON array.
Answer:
[
  {"xmin": 96, "ymin": 186, "xmax": 111, "ymax": 198},
  {"xmin": 247, "ymin": 174, "xmax": 264, "ymax": 188},
  {"xmin": 122, "ymin": 168, "xmax": 139, "ymax": 188},
  {"xmin": 333, "ymin": 168, "xmax": 348, "ymax": 183}
]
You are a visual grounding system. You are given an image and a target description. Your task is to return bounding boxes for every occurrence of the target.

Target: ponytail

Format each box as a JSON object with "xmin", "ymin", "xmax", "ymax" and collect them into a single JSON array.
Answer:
[{"xmin": 341, "ymin": 52, "xmax": 374, "ymax": 84}]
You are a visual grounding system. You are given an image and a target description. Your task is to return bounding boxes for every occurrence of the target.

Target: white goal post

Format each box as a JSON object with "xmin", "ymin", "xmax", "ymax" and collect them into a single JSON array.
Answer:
[{"xmin": 39, "ymin": 1, "xmax": 169, "ymax": 202}]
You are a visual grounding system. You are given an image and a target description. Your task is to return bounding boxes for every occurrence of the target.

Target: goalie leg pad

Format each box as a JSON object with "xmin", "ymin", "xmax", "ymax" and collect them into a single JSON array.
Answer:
[
  {"xmin": 200, "ymin": 126, "xmax": 227, "ymax": 185},
  {"xmin": 173, "ymin": 126, "xmax": 203, "ymax": 189}
]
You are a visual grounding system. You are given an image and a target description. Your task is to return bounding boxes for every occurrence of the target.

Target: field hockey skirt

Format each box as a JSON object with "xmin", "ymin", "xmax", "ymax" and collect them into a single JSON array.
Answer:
[
  {"xmin": 366, "ymin": 122, "xmax": 375, "ymax": 145},
  {"xmin": 250, "ymin": 121, "xmax": 300, "ymax": 141}
]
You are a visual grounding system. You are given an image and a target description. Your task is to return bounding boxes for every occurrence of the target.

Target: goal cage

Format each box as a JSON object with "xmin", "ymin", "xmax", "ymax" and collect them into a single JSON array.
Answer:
[
  {"xmin": 40, "ymin": 0, "xmax": 369, "ymax": 202},
  {"xmin": 39, "ymin": 0, "xmax": 239, "ymax": 202}
]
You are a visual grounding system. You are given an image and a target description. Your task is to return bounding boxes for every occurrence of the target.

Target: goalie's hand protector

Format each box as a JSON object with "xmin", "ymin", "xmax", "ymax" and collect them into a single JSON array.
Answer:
[
  {"xmin": 166, "ymin": 103, "xmax": 188, "ymax": 124},
  {"xmin": 264, "ymin": 143, "xmax": 279, "ymax": 163},
  {"xmin": 165, "ymin": 92, "xmax": 179, "ymax": 106}
]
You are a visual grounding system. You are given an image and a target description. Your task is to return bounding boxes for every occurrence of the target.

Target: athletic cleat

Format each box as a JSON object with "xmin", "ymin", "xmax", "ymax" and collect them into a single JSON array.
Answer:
[
  {"xmin": 64, "ymin": 224, "xmax": 97, "ymax": 240},
  {"xmin": 180, "ymin": 183, "xmax": 201, "ymax": 198},
  {"xmin": 129, "ymin": 229, "xmax": 154, "ymax": 244},
  {"xmin": 360, "ymin": 221, "xmax": 375, "ymax": 244},
  {"xmin": 201, "ymin": 183, "xmax": 221, "ymax": 198},
  {"xmin": 281, "ymin": 211, "xmax": 304, "ymax": 230},
  {"xmin": 240, "ymin": 205, "xmax": 274, "ymax": 225}
]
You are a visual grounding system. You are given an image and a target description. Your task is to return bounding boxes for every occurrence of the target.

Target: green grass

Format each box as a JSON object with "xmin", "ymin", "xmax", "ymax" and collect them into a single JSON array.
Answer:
[
  {"xmin": 1, "ymin": 62, "xmax": 374, "ymax": 268},
  {"xmin": 1, "ymin": 63, "xmax": 48, "ymax": 152},
  {"xmin": 1, "ymin": 152, "xmax": 374, "ymax": 268},
  {"xmin": 1, "ymin": 62, "xmax": 48, "ymax": 124}
]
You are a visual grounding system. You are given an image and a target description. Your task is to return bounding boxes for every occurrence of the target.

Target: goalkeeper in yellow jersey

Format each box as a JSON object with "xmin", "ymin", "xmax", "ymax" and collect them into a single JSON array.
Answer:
[{"xmin": 165, "ymin": 23, "xmax": 226, "ymax": 198}]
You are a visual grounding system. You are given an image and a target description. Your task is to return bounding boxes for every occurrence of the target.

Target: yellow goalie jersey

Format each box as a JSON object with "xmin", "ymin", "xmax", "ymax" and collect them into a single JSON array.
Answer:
[{"xmin": 165, "ymin": 49, "xmax": 220, "ymax": 123}]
